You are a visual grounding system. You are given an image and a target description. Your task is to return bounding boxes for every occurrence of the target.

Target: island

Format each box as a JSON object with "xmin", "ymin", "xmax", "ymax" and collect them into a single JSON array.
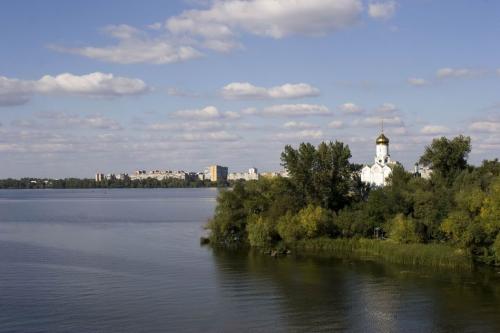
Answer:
[{"xmin": 207, "ymin": 134, "xmax": 500, "ymax": 268}]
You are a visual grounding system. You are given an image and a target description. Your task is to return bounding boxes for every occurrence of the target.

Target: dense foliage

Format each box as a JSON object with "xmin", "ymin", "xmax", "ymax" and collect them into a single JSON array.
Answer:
[
  {"xmin": 0, "ymin": 177, "xmax": 219, "ymax": 189},
  {"xmin": 208, "ymin": 136, "xmax": 500, "ymax": 266}
]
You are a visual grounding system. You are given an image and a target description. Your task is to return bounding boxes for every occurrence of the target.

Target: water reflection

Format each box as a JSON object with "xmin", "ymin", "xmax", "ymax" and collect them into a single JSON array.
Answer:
[
  {"xmin": 1, "ymin": 189, "xmax": 500, "ymax": 333},
  {"xmin": 211, "ymin": 249, "xmax": 500, "ymax": 332}
]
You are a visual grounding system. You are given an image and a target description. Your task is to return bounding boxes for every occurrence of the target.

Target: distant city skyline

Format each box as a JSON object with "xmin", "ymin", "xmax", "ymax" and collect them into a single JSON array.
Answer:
[{"xmin": 1, "ymin": 0, "xmax": 499, "ymax": 178}]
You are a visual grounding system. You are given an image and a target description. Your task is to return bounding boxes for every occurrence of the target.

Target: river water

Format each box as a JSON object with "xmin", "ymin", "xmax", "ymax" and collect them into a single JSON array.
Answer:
[{"xmin": 0, "ymin": 188, "xmax": 499, "ymax": 332}]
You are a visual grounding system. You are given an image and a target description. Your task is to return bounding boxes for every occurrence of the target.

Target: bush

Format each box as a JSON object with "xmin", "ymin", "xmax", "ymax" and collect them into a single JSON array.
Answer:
[
  {"xmin": 389, "ymin": 214, "xmax": 422, "ymax": 244},
  {"xmin": 494, "ymin": 234, "xmax": 500, "ymax": 265},
  {"xmin": 276, "ymin": 205, "xmax": 332, "ymax": 243},
  {"xmin": 277, "ymin": 212, "xmax": 303, "ymax": 243},
  {"xmin": 247, "ymin": 215, "xmax": 276, "ymax": 248},
  {"xmin": 298, "ymin": 205, "xmax": 332, "ymax": 238}
]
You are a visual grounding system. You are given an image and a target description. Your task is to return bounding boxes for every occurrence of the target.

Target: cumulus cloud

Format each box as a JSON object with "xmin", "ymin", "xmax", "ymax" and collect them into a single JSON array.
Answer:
[
  {"xmin": 356, "ymin": 115, "xmax": 403, "ymax": 127},
  {"xmin": 150, "ymin": 120, "xmax": 226, "ymax": 132},
  {"xmin": 368, "ymin": 1, "xmax": 397, "ymax": 20},
  {"xmin": 339, "ymin": 102, "xmax": 363, "ymax": 114},
  {"xmin": 436, "ymin": 67, "xmax": 485, "ymax": 79},
  {"xmin": 51, "ymin": 24, "xmax": 202, "ymax": 65},
  {"xmin": 283, "ymin": 121, "xmax": 317, "ymax": 129},
  {"xmin": 36, "ymin": 112, "xmax": 123, "ymax": 130},
  {"xmin": 420, "ymin": 125, "xmax": 451, "ymax": 135},
  {"xmin": 328, "ymin": 120, "xmax": 344, "ymax": 129},
  {"xmin": 53, "ymin": 1, "xmax": 365, "ymax": 64},
  {"xmin": 469, "ymin": 120, "xmax": 500, "ymax": 133},
  {"xmin": 0, "ymin": 72, "xmax": 148, "ymax": 106},
  {"xmin": 0, "ymin": 76, "xmax": 35, "ymax": 106},
  {"xmin": 274, "ymin": 129, "xmax": 324, "ymax": 140},
  {"xmin": 176, "ymin": 130, "xmax": 240, "ymax": 142},
  {"xmin": 375, "ymin": 102, "xmax": 398, "ymax": 113},
  {"xmin": 261, "ymin": 104, "xmax": 330, "ymax": 117},
  {"xmin": 221, "ymin": 82, "xmax": 320, "ymax": 100},
  {"xmin": 167, "ymin": 0, "xmax": 363, "ymax": 39},
  {"xmin": 407, "ymin": 77, "xmax": 428, "ymax": 86},
  {"xmin": 172, "ymin": 105, "xmax": 238, "ymax": 119},
  {"xmin": 36, "ymin": 72, "xmax": 148, "ymax": 97}
]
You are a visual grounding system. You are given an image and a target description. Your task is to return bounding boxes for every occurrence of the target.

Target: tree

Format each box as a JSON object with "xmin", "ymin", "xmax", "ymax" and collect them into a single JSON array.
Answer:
[
  {"xmin": 281, "ymin": 141, "xmax": 353, "ymax": 211},
  {"xmin": 419, "ymin": 135, "xmax": 471, "ymax": 184}
]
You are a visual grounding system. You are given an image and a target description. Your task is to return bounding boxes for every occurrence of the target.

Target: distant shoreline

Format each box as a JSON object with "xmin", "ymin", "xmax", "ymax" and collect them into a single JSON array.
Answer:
[{"xmin": 0, "ymin": 178, "xmax": 230, "ymax": 189}]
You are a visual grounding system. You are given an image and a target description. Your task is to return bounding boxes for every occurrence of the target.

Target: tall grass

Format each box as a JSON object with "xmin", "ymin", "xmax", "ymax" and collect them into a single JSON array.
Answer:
[{"xmin": 292, "ymin": 238, "xmax": 473, "ymax": 270}]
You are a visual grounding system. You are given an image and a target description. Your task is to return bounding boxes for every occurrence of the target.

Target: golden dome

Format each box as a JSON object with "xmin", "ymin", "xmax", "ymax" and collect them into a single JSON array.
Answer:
[{"xmin": 376, "ymin": 133, "xmax": 389, "ymax": 145}]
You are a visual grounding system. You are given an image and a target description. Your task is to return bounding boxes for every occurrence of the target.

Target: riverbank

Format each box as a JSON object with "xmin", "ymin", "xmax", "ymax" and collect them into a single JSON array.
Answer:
[{"xmin": 288, "ymin": 238, "xmax": 473, "ymax": 270}]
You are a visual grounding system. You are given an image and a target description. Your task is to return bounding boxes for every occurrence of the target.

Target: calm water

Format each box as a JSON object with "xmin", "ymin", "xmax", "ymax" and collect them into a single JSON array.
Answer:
[{"xmin": 1, "ymin": 189, "xmax": 500, "ymax": 332}]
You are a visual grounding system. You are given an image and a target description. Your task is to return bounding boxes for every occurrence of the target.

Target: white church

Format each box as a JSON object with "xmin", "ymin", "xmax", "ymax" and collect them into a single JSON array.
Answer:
[{"xmin": 361, "ymin": 132, "xmax": 398, "ymax": 187}]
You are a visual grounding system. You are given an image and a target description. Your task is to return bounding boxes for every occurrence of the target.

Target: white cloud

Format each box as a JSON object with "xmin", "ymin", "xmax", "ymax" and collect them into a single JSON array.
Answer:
[
  {"xmin": 283, "ymin": 121, "xmax": 317, "ymax": 129},
  {"xmin": 0, "ymin": 76, "xmax": 35, "ymax": 106},
  {"xmin": 261, "ymin": 104, "xmax": 330, "ymax": 116},
  {"xmin": 172, "ymin": 105, "xmax": 238, "ymax": 119},
  {"xmin": 150, "ymin": 120, "xmax": 225, "ymax": 132},
  {"xmin": 420, "ymin": 125, "xmax": 451, "ymax": 135},
  {"xmin": 53, "ymin": 1, "xmax": 363, "ymax": 64},
  {"xmin": 241, "ymin": 107, "xmax": 258, "ymax": 115},
  {"xmin": 368, "ymin": 1, "xmax": 397, "ymax": 20},
  {"xmin": 328, "ymin": 120, "xmax": 344, "ymax": 129},
  {"xmin": 37, "ymin": 112, "xmax": 123, "ymax": 130},
  {"xmin": 274, "ymin": 129, "xmax": 324, "ymax": 140},
  {"xmin": 436, "ymin": 67, "xmax": 485, "ymax": 79},
  {"xmin": 36, "ymin": 72, "xmax": 148, "ymax": 97},
  {"xmin": 375, "ymin": 102, "xmax": 398, "ymax": 113},
  {"xmin": 177, "ymin": 130, "xmax": 240, "ymax": 142},
  {"xmin": 339, "ymin": 102, "xmax": 363, "ymax": 114},
  {"xmin": 0, "ymin": 72, "xmax": 148, "ymax": 106},
  {"xmin": 50, "ymin": 24, "xmax": 202, "ymax": 65},
  {"xmin": 167, "ymin": 0, "xmax": 363, "ymax": 39},
  {"xmin": 221, "ymin": 82, "xmax": 319, "ymax": 100},
  {"xmin": 469, "ymin": 121, "xmax": 500, "ymax": 133},
  {"xmin": 407, "ymin": 77, "xmax": 428, "ymax": 86},
  {"xmin": 147, "ymin": 22, "xmax": 163, "ymax": 30},
  {"xmin": 356, "ymin": 115, "xmax": 403, "ymax": 127}
]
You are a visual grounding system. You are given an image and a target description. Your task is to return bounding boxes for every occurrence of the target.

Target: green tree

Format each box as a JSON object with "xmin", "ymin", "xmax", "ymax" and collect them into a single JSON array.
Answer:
[
  {"xmin": 419, "ymin": 135, "xmax": 471, "ymax": 184},
  {"xmin": 281, "ymin": 141, "xmax": 353, "ymax": 211}
]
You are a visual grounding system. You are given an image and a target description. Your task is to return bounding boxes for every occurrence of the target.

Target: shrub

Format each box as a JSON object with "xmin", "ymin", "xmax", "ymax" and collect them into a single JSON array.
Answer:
[
  {"xmin": 276, "ymin": 205, "xmax": 332, "ymax": 243},
  {"xmin": 277, "ymin": 212, "xmax": 303, "ymax": 243},
  {"xmin": 247, "ymin": 215, "xmax": 276, "ymax": 248},
  {"xmin": 298, "ymin": 205, "xmax": 331, "ymax": 238},
  {"xmin": 494, "ymin": 234, "xmax": 500, "ymax": 265},
  {"xmin": 389, "ymin": 214, "xmax": 422, "ymax": 244}
]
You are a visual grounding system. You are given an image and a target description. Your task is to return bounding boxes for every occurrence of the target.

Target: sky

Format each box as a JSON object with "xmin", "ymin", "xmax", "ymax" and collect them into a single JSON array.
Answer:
[{"xmin": 0, "ymin": 0, "xmax": 499, "ymax": 178}]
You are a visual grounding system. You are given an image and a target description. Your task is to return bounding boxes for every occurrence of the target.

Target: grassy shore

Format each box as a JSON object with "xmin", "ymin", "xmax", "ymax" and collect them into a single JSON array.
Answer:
[{"xmin": 291, "ymin": 238, "xmax": 473, "ymax": 270}]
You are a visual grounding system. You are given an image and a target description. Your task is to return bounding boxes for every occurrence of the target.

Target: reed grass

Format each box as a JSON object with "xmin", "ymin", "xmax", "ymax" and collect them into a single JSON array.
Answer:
[{"xmin": 292, "ymin": 238, "xmax": 473, "ymax": 270}]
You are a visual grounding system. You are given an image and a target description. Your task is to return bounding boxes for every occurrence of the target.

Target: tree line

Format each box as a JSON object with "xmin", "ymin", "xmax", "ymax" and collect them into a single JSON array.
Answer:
[
  {"xmin": 0, "ymin": 177, "xmax": 224, "ymax": 189},
  {"xmin": 208, "ymin": 135, "xmax": 500, "ymax": 266}
]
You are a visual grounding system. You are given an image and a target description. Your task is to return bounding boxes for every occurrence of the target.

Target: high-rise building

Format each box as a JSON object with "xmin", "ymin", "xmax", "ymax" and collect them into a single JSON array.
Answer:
[
  {"xmin": 208, "ymin": 165, "xmax": 228, "ymax": 182},
  {"xmin": 95, "ymin": 172, "xmax": 104, "ymax": 182}
]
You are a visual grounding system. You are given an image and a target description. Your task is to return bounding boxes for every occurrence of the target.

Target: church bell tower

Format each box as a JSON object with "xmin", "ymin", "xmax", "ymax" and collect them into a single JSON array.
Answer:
[{"xmin": 375, "ymin": 133, "xmax": 390, "ymax": 165}]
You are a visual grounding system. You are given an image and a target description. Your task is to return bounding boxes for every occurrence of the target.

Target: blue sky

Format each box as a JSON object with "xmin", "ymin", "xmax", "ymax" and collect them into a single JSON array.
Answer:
[{"xmin": 0, "ymin": 0, "xmax": 499, "ymax": 178}]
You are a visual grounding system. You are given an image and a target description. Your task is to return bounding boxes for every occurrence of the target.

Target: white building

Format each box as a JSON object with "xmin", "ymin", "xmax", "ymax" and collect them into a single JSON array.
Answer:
[
  {"xmin": 228, "ymin": 168, "xmax": 259, "ymax": 181},
  {"xmin": 361, "ymin": 133, "xmax": 397, "ymax": 187},
  {"xmin": 130, "ymin": 170, "xmax": 188, "ymax": 181},
  {"xmin": 414, "ymin": 163, "xmax": 432, "ymax": 180}
]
